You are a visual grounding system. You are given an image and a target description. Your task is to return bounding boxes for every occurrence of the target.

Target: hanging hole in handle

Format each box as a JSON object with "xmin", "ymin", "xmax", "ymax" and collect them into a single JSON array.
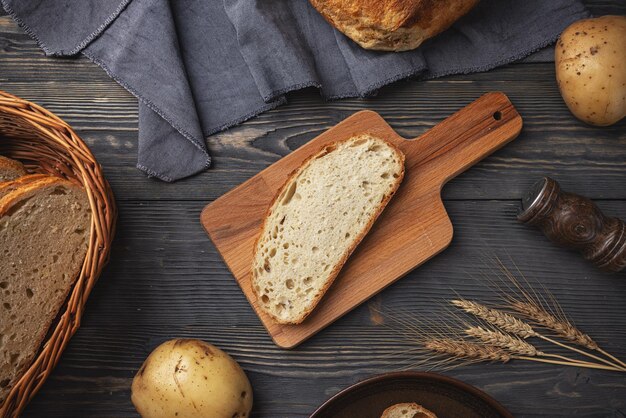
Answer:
[{"xmin": 493, "ymin": 111, "xmax": 502, "ymax": 121}]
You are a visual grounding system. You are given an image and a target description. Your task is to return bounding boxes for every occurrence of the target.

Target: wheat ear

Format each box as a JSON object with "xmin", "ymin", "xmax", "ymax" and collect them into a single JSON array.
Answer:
[
  {"xmin": 511, "ymin": 300, "xmax": 626, "ymax": 370},
  {"xmin": 465, "ymin": 326, "xmax": 537, "ymax": 355},
  {"xmin": 493, "ymin": 257, "xmax": 626, "ymax": 371},
  {"xmin": 425, "ymin": 338, "xmax": 511, "ymax": 363},
  {"xmin": 424, "ymin": 337, "xmax": 620, "ymax": 372},
  {"xmin": 512, "ymin": 301, "xmax": 597, "ymax": 349},
  {"xmin": 453, "ymin": 299, "xmax": 626, "ymax": 371},
  {"xmin": 464, "ymin": 326, "xmax": 600, "ymax": 367},
  {"xmin": 451, "ymin": 299, "xmax": 536, "ymax": 338}
]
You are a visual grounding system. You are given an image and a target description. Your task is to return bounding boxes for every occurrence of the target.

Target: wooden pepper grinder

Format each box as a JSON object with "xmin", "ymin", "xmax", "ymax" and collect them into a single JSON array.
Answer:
[{"xmin": 518, "ymin": 177, "xmax": 626, "ymax": 272}]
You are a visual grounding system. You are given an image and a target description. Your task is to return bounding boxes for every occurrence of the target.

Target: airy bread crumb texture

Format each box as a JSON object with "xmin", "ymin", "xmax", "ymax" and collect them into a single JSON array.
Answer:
[
  {"xmin": 252, "ymin": 134, "xmax": 404, "ymax": 324},
  {"xmin": 381, "ymin": 402, "xmax": 438, "ymax": 418},
  {"xmin": 0, "ymin": 178, "xmax": 91, "ymax": 402}
]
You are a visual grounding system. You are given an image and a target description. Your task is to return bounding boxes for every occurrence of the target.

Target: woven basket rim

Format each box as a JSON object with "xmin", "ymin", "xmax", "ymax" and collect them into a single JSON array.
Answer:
[{"xmin": 0, "ymin": 89, "xmax": 117, "ymax": 417}]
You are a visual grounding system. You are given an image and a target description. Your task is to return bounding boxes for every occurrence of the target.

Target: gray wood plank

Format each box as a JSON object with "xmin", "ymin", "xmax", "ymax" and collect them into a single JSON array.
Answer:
[
  {"xmin": 1, "ymin": 1, "xmax": 625, "ymax": 417},
  {"xmin": 20, "ymin": 200, "xmax": 626, "ymax": 417}
]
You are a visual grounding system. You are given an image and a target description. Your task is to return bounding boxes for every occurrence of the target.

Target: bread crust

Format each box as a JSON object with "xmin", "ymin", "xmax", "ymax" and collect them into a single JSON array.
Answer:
[
  {"xmin": 0, "ymin": 174, "xmax": 49, "ymax": 199},
  {"xmin": 0, "ymin": 176, "xmax": 62, "ymax": 213},
  {"xmin": 0, "ymin": 155, "xmax": 27, "ymax": 182},
  {"xmin": 251, "ymin": 135, "xmax": 405, "ymax": 324},
  {"xmin": 308, "ymin": 0, "xmax": 479, "ymax": 51}
]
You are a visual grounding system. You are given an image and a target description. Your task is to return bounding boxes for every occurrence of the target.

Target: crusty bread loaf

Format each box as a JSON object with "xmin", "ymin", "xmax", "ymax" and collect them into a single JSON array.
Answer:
[
  {"xmin": 381, "ymin": 402, "xmax": 438, "ymax": 418},
  {"xmin": 0, "ymin": 177, "xmax": 91, "ymax": 403},
  {"xmin": 308, "ymin": 0, "xmax": 478, "ymax": 51},
  {"xmin": 0, "ymin": 174, "xmax": 48, "ymax": 199},
  {"xmin": 251, "ymin": 134, "xmax": 405, "ymax": 324},
  {"xmin": 0, "ymin": 155, "xmax": 27, "ymax": 182}
]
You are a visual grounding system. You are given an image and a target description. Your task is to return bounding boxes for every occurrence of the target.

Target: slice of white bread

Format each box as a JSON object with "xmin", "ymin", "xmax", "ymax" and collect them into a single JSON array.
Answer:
[
  {"xmin": 0, "ymin": 174, "xmax": 48, "ymax": 199},
  {"xmin": 381, "ymin": 403, "xmax": 438, "ymax": 418},
  {"xmin": 251, "ymin": 134, "xmax": 405, "ymax": 324},
  {"xmin": 0, "ymin": 177, "xmax": 91, "ymax": 402},
  {"xmin": 0, "ymin": 156, "xmax": 27, "ymax": 182}
]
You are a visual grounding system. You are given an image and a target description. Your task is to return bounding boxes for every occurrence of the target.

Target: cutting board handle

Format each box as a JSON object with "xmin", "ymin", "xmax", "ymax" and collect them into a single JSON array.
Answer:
[{"xmin": 400, "ymin": 92, "xmax": 522, "ymax": 188}]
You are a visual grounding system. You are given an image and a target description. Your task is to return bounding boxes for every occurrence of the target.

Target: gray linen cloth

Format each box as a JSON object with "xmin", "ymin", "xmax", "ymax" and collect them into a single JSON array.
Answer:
[{"xmin": 1, "ymin": 0, "xmax": 589, "ymax": 181}]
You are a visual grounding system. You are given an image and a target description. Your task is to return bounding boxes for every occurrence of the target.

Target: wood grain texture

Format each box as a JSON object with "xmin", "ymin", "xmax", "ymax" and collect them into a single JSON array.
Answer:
[
  {"xmin": 518, "ymin": 177, "xmax": 626, "ymax": 272},
  {"xmin": 0, "ymin": 0, "xmax": 625, "ymax": 416},
  {"xmin": 18, "ymin": 200, "xmax": 626, "ymax": 418},
  {"xmin": 202, "ymin": 93, "xmax": 522, "ymax": 347}
]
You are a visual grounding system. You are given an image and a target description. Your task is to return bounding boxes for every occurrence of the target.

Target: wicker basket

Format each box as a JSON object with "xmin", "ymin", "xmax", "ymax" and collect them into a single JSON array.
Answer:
[{"xmin": 0, "ymin": 90, "xmax": 116, "ymax": 417}]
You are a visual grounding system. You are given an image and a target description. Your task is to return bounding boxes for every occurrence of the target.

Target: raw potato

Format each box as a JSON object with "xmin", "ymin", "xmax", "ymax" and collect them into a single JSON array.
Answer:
[
  {"xmin": 131, "ymin": 339, "xmax": 252, "ymax": 418},
  {"xmin": 555, "ymin": 15, "xmax": 626, "ymax": 126}
]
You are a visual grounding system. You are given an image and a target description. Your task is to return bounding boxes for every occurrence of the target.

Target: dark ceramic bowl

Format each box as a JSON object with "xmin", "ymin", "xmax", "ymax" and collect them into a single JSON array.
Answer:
[{"xmin": 310, "ymin": 372, "xmax": 514, "ymax": 418}]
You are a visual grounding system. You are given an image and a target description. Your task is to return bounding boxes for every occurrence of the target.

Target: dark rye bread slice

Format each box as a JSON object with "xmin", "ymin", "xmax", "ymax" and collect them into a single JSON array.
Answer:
[
  {"xmin": 0, "ymin": 177, "xmax": 91, "ymax": 402},
  {"xmin": 0, "ymin": 174, "xmax": 48, "ymax": 200},
  {"xmin": 0, "ymin": 156, "xmax": 27, "ymax": 182}
]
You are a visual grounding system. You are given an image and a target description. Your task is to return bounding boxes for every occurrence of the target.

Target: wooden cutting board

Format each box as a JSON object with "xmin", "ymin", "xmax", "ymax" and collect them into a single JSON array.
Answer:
[{"xmin": 201, "ymin": 92, "xmax": 522, "ymax": 348}]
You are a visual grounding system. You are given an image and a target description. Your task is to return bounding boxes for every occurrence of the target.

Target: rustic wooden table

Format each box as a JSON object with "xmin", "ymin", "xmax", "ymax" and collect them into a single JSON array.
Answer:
[{"xmin": 1, "ymin": 2, "xmax": 625, "ymax": 417}]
